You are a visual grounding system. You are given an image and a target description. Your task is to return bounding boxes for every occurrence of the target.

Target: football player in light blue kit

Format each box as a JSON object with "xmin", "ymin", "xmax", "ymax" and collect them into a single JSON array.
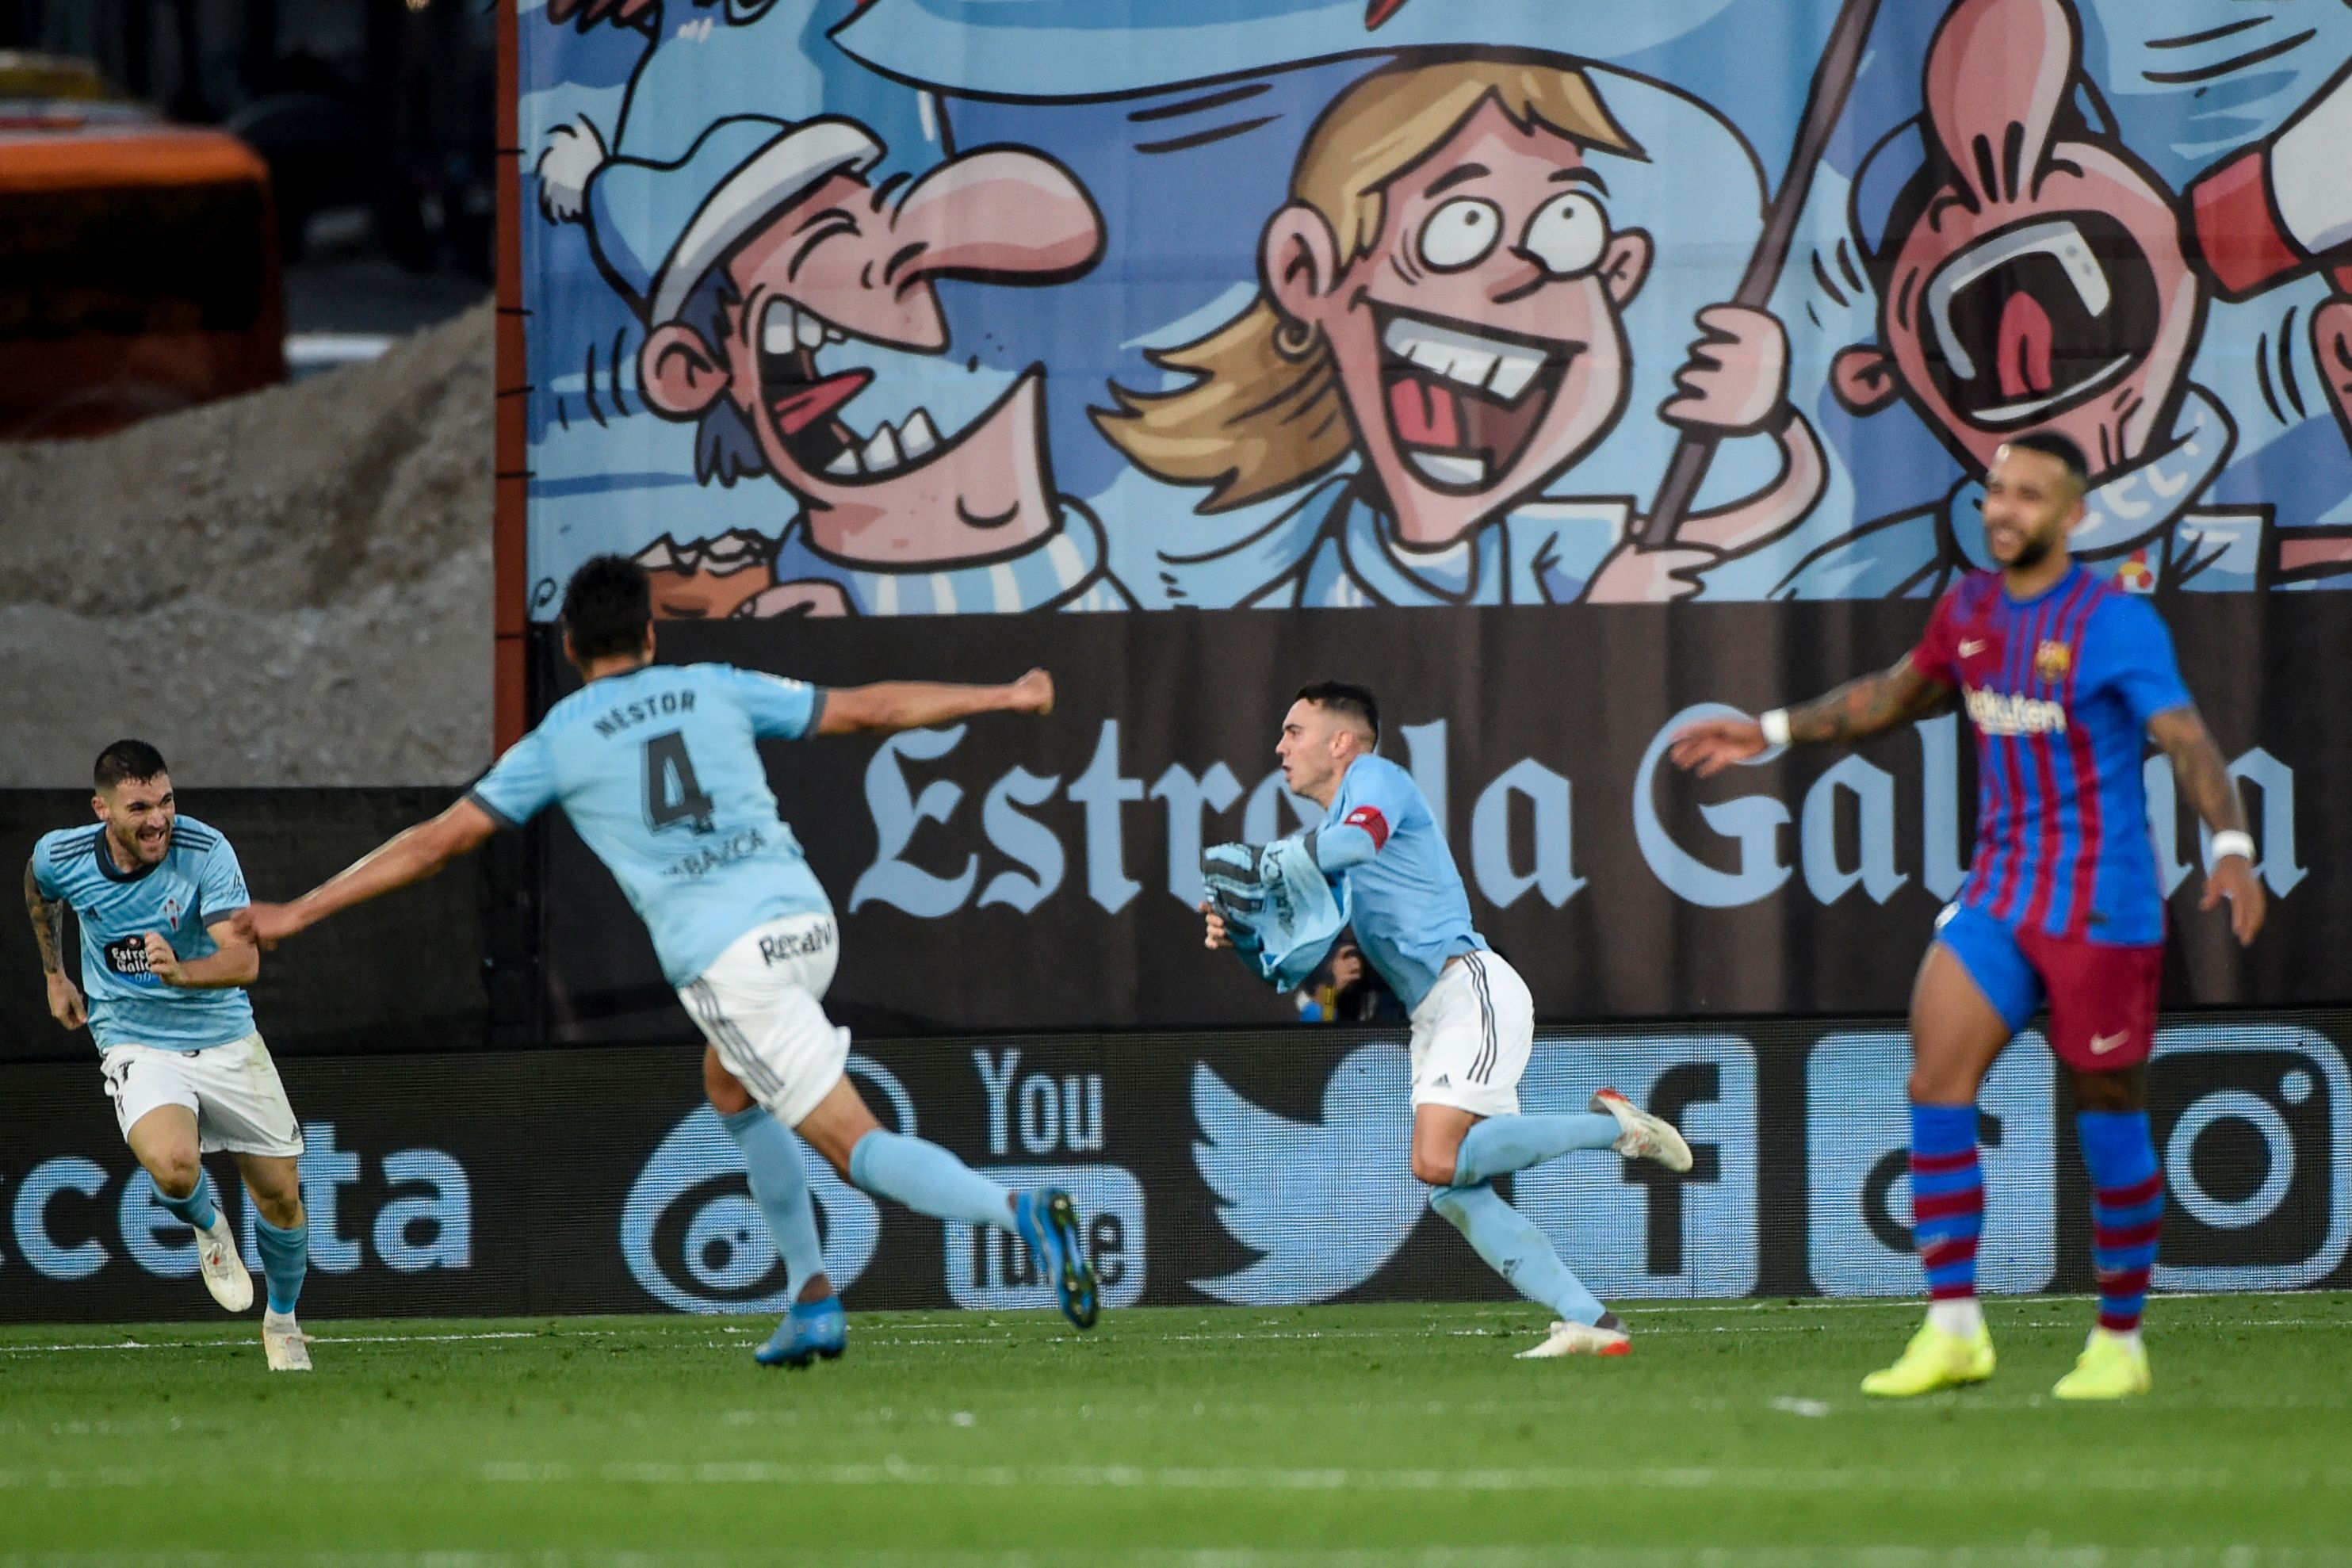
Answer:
[
  {"xmin": 240, "ymin": 556, "xmax": 1099, "ymax": 1363},
  {"xmin": 1201, "ymin": 683, "xmax": 1694, "ymax": 1358},
  {"xmin": 25, "ymin": 740, "xmax": 314, "ymax": 1371}
]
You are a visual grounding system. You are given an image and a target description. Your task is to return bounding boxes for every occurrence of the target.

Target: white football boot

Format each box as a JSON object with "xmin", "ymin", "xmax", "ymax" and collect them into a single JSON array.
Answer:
[
  {"xmin": 1589, "ymin": 1088, "xmax": 1693, "ymax": 1172},
  {"xmin": 1517, "ymin": 1314, "xmax": 1632, "ymax": 1359},
  {"xmin": 193, "ymin": 1212, "xmax": 254, "ymax": 1313},
  {"xmin": 262, "ymin": 1310, "xmax": 312, "ymax": 1372}
]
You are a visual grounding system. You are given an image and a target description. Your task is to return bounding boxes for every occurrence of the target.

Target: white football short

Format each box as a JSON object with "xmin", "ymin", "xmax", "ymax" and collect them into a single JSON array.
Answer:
[
  {"xmin": 678, "ymin": 913, "xmax": 851, "ymax": 1127},
  {"xmin": 1409, "ymin": 951, "xmax": 1534, "ymax": 1119},
  {"xmin": 99, "ymin": 1034, "xmax": 305, "ymax": 1158}
]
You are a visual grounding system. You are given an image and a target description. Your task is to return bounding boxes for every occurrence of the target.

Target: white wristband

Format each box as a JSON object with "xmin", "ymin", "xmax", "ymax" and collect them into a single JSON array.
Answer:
[
  {"xmin": 2209, "ymin": 829, "xmax": 2255, "ymax": 866},
  {"xmin": 1759, "ymin": 708, "xmax": 1792, "ymax": 748}
]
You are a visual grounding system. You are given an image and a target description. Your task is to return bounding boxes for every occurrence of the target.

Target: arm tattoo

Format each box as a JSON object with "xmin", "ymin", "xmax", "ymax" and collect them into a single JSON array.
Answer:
[
  {"xmin": 25, "ymin": 860, "xmax": 66, "ymax": 975},
  {"xmin": 1784, "ymin": 656, "xmax": 1955, "ymax": 744},
  {"xmin": 2150, "ymin": 708, "xmax": 2248, "ymax": 835}
]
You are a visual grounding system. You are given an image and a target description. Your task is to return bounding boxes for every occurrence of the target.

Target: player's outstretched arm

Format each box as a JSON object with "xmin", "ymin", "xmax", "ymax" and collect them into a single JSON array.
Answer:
[
  {"xmin": 2148, "ymin": 706, "xmax": 2266, "ymax": 947},
  {"xmin": 143, "ymin": 921, "xmax": 259, "ymax": 989},
  {"xmin": 25, "ymin": 859, "xmax": 86, "ymax": 1030},
  {"xmin": 238, "ymin": 798, "xmax": 503, "ymax": 947},
  {"xmin": 1668, "ymin": 654, "xmax": 1954, "ymax": 777},
  {"xmin": 815, "ymin": 668, "xmax": 1053, "ymax": 736}
]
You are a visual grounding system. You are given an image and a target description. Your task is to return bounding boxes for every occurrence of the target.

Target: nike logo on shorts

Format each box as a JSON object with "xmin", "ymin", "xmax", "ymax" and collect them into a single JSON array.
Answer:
[
  {"xmin": 2089, "ymin": 1030, "xmax": 2130, "ymax": 1055},
  {"xmin": 1959, "ymin": 638, "xmax": 1987, "ymax": 657}
]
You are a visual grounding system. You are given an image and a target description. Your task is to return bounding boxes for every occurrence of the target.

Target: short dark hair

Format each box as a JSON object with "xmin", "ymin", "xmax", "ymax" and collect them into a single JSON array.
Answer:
[
  {"xmin": 1295, "ymin": 681, "xmax": 1379, "ymax": 743},
  {"xmin": 2002, "ymin": 431, "xmax": 2090, "ymax": 489},
  {"xmin": 562, "ymin": 554, "xmax": 654, "ymax": 661},
  {"xmin": 94, "ymin": 739, "xmax": 168, "ymax": 791}
]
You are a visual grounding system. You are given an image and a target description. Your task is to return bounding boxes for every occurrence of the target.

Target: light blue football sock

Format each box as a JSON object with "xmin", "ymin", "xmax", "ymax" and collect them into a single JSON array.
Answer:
[
  {"xmin": 848, "ymin": 1130, "xmax": 1013, "ymax": 1230},
  {"xmin": 1429, "ymin": 1181, "xmax": 1605, "ymax": 1325},
  {"xmin": 721, "ymin": 1106, "xmax": 828, "ymax": 1298},
  {"xmin": 254, "ymin": 1214, "xmax": 308, "ymax": 1317},
  {"xmin": 1451, "ymin": 1113, "xmax": 1622, "ymax": 1186},
  {"xmin": 154, "ymin": 1173, "xmax": 218, "ymax": 1233}
]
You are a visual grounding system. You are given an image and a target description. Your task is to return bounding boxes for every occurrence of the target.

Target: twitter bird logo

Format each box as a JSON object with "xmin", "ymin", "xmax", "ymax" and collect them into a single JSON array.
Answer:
[{"xmin": 1191, "ymin": 1042, "xmax": 1425, "ymax": 1303}]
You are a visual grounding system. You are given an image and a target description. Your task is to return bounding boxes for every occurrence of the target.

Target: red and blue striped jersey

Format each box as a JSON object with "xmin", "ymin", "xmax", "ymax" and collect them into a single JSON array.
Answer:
[{"xmin": 1911, "ymin": 565, "xmax": 2193, "ymax": 945}]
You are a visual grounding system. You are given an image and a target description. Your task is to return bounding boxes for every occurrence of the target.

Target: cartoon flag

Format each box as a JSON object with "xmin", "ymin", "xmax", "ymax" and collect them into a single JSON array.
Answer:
[
  {"xmin": 834, "ymin": 0, "xmax": 1840, "ymax": 161},
  {"xmin": 1640, "ymin": 0, "xmax": 1884, "ymax": 545},
  {"xmin": 834, "ymin": 0, "xmax": 1885, "ymax": 540}
]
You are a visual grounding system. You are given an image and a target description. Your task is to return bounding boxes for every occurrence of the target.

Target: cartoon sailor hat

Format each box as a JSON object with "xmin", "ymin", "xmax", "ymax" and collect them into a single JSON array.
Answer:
[{"xmin": 537, "ymin": 112, "xmax": 882, "ymax": 325}]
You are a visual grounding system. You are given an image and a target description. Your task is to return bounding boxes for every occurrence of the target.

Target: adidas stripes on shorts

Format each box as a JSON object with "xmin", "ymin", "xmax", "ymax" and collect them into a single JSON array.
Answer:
[
  {"xmin": 99, "ymin": 1033, "xmax": 304, "ymax": 1158},
  {"xmin": 1408, "ymin": 951, "xmax": 1532, "ymax": 1119},
  {"xmin": 678, "ymin": 913, "xmax": 852, "ymax": 1127}
]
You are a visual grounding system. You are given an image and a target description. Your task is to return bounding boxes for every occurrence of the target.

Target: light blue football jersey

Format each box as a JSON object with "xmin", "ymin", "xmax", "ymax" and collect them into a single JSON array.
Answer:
[
  {"xmin": 1314, "ymin": 755, "xmax": 1486, "ymax": 1012},
  {"xmin": 468, "ymin": 664, "xmax": 832, "ymax": 987},
  {"xmin": 31, "ymin": 814, "xmax": 257, "ymax": 1054}
]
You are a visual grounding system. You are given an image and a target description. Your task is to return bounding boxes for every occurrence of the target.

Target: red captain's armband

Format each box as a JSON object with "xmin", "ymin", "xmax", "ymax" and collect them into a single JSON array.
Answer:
[{"xmin": 1342, "ymin": 805, "xmax": 1390, "ymax": 851}]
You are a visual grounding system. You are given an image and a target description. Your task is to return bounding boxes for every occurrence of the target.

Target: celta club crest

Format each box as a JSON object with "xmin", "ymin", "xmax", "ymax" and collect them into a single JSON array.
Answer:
[{"xmin": 2035, "ymin": 640, "xmax": 2074, "ymax": 683}]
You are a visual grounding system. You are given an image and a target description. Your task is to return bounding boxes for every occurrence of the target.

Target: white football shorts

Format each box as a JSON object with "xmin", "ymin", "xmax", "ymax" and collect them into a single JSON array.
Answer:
[
  {"xmin": 1409, "ymin": 950, "xmax": 1533, "ymax": 1119},
  {"xmin": 678, "ymin": 913, "xmax": 851, "ymax": 1127},
  {"xmin": 100, "ymin": 1033, "xmax": 305, "ymax": 1158}
]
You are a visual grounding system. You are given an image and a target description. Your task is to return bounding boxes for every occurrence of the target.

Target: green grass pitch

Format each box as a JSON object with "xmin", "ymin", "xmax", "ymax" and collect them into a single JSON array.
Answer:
[{"xmin": 3, "ymin": 1295, "xmax": 2348, "ymax": 1565}]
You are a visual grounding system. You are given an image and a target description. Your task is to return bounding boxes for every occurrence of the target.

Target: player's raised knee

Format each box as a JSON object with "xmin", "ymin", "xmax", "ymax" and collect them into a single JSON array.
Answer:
[
  {"xmin": 147, "ymin": 1150, "xmax": 203, "ymax": 1199},
  {"xmin": 702, "ymin": 1048, "xmax": 754, "ymax": 1114},
  {"xmin": 1409, "ymin": 1145, "xmax": 1460, "ymax": 1187}
]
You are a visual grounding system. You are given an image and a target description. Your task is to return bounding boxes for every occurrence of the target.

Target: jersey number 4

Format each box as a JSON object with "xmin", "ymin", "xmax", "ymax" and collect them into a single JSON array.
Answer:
[{"xmin": 643, "ymin": 732, "xmax": 716, "ymax": 835}]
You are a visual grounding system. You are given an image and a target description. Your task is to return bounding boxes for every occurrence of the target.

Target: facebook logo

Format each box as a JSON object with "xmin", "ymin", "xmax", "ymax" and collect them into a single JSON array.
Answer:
[
  {"xmin": 1512, "ymin": 1037, "xmax": 1758, "ymax": 1298},
  {"xmin": 1805, "ymin": 1032, "xmax": 2056, "ymax": 1296}
]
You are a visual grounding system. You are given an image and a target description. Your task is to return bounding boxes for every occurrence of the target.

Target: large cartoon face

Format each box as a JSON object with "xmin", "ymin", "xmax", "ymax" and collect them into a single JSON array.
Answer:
[
  {"xmin": 1844, "ymin": 0, "xmax": 2201, "ymax": 477},
  {"xmin": 641, "ymin": 148, "xmax": 1102, "ymax": 565},
  {"xmin": 1270, "ymin": 99, "xmax": 1653, "ymax": 548}
]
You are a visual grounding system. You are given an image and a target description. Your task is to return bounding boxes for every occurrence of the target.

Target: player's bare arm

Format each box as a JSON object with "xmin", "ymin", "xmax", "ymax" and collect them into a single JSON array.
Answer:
[
  {"xmin": 25, "ymin": 857, "xmax": 86, "ymax": 1030},
  {"xmin": 2147, "ymin": 706, "xmax": 2266, "ymax": 947},
  {"xmin": 239, "ymin": 798, "xmax": 503, "ymax": 947},
  {"xmin": 814, "ymin": 668, "xmax": 1054, "ymax": 735},
  {"xmin": 141, "ymin": 920, "xmax": 260, "ymax": 989},
  {"xmin": 1668, "ymin": 655, "xmax": 1955, "ymax": 777}
]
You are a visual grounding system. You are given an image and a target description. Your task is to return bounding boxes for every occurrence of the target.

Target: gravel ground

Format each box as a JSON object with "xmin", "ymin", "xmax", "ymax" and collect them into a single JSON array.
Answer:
[{"xmin": 0, "ymin": 302, "xmax": 493, "ymax": 787}]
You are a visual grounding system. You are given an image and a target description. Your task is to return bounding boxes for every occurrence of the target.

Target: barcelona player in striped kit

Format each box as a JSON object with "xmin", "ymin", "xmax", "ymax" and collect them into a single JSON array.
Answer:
[{"xmin": 1671, "ymin": 433, "xmax": 2266, "ymax": 1401}]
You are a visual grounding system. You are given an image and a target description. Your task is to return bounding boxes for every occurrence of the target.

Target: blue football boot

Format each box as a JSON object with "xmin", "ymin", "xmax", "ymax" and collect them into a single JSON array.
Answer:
[
  {"xmin": 754, "ymin": 1296, "xmax": 847, "ymax": 1368},
  {"xmin": 1013, "ymin": 1187, "xmax": 1100, "ymax": 1330}
]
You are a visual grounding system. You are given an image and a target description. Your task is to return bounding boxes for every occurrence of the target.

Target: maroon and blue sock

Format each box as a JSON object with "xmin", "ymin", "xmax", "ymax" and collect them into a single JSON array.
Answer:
[
  {"xmin": 1910, "ymin": 1103, "xmax": 1983, "ymax": 1305},
  {"xmin": 2079, "ymin": 1111, "xmax": 2162, "ymax": 1335}
]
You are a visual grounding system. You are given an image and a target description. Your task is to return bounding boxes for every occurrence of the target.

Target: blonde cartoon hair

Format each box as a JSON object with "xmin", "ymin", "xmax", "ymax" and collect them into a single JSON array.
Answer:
[{"xmin": 1093, "ymin": 58, "xmax": 1639, "ymax": 513}]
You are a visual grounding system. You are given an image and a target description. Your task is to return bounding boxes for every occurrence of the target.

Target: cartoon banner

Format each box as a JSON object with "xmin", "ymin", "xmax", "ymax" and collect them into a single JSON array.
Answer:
[
  {"xmin": 5, "ymin": 1015, "xmax": 2346, "ymax": 1321},
  {"xmin": 522, "ymin": 600, "xmax": 2340, "ymax": 1036},
  {"xmin": 517, "ymin": 0, "xmax": 2352, "ymax": 615}
]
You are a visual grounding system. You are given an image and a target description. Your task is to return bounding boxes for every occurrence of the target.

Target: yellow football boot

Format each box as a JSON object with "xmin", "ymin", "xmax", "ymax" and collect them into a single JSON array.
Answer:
[
  {"xmin": 2052, "ymin": 1331, "xmax": 2151, "ymax": 1401},
  {"xmin": 1861, "ymin": 1319, "xmax": 1996, "ymax": 1397}
]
